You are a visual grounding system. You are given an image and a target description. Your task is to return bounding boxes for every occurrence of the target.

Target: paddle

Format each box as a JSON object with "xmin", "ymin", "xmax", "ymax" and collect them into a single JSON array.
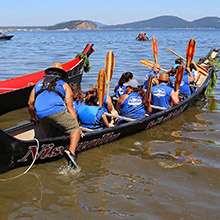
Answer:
[
  {"xmin": 140, "ymin": 59, "xmax": 168, "ymax": 73},
  {"xmin": 97, "ymin": 68, "xmax": 106, "ymax": 106},
  {"xmin": 152, "ymin": 36, "xmax": 158, "ymax": 63},
  {"xmin": 146, "ymin": 74, "xmax": 153, "ymax": 99},
  {"xmin": 175, "ymin": 64, "xmax": 184, "ymax": 93},
  {"xmin": 105, "ymin": 50, "xmax": 115, "ymax": 97},
  {"xmin": 167, "ymin": 47, "xmax": 209, "ymax": 76},
  {"xmin": 186, "ymin": 38, "xmax": 196, "ymax": 68}
]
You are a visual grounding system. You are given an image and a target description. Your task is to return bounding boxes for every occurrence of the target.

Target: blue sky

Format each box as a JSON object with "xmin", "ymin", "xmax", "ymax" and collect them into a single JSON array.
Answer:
[{"xmin": 0, "ymin": 0, "xmax": 219, "ymax": 26}]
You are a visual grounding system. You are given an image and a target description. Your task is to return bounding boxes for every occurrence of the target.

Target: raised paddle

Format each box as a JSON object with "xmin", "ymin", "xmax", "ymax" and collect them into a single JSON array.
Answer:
[
  {"xmin": 175, "ymin": 64, "xmax": 184, "ymax": 93},
  {"xmin": 152, "ymin": 36, "xmax": 158, "ymax": 63},
  {"xmin": 167, "ymin": 47, "xmax": 209, "ymax": 76},
  {"xmin": 97, "ymin": 68, "xmax": 106, "ymax": 106},
  {"xmin": 140, "ymin": 59, "xmax": 168, "ymax": 73},
  {"xmin": 186, "ymin": 38, "xmax": 196, "ymax": 68},
  {"xmin": 105, "ymin": 50, "xmax": 115, "ymax": 97}
]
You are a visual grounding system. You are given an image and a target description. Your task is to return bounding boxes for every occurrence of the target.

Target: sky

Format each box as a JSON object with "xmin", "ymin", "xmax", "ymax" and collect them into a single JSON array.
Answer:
[{"xmin": 0, "ymin": 0, "xmax": 220, "ymax": 26}]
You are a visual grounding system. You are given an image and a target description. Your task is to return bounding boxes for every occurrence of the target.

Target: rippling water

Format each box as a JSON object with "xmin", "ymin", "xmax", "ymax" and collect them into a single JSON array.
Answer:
[{"xmin": 0, "ymin": 30, "xmax": 220, "ymax": 220}]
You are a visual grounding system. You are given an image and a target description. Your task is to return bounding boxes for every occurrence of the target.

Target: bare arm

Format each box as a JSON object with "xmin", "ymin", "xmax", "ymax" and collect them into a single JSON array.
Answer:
[
  {"xmin": 28, "ymin": 86, "xmax": 38, "ymax": 123},
  {"xmin": 171, "ymin": 90, "xmax": 180, "ymax": 105},
  {"xmin": 186, "ymin": 67, "xmax": 195, "ymax": 83},
  {"xmin": 116, "ymin": 94, "xmax": 128, "ymax": 114},
  {"xmin": 101, "ymin": 114, "xmax": 109, "ymax": 128}
]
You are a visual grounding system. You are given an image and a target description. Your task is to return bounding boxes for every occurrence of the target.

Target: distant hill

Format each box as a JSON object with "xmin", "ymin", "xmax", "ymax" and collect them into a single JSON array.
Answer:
[
  {"xmin": 1, "ymin": 16, "xmax": 220, "ymax": 32},
  {"xmin": 0, "ymin": 20, "xmax": 100, "ymax": 31},
  {"xmin": 102, "ymin": 16, "xmax": 220, "ymax": 29},
  {"xmin": 45, "ymin": 20, "xmax": 99, "ymax": 30}
]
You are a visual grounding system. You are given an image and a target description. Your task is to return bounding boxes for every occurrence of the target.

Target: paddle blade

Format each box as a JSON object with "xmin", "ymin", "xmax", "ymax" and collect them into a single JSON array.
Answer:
[
  {"xmin": 186, "ymin": 39, "xmax": 196, "ymax": 68},
  {"xmin": 140, "ymin": 59, "xmax": 154, "ymax": 68},
  {"xmin": 175, "ymin": 65, "xmax": 184, "ymax": 92},
  {"xmin": 152, "ymin": 36, "xmax": 158, "ymax": 63},
  {"xmin": 97, "ymin": 68, "xmax": 106, "ymax": 106},
  {"xmin": 105, "ymin": 50, "xmax": 115, "ymax": 82}
]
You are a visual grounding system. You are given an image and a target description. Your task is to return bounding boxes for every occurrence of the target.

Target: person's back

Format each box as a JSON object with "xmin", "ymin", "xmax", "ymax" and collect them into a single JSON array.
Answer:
[
  {"xmin": 119, "ymin": 92, "xmax": 146, "ymax": 121},
  {"xmin": 77, "ymin": 88, "xmax": 109, "ymax": 130},
  {"xmin": 151, "ymin": 73, "xmax": 179, "ymax": 111},
  {"xmin": 151, "ymin": 84, "xmax": 173, "ymax": 108},
  {"xmin": 77, "ymin": 105, "xmax": 106, "ymax": 130},
  {"xmin": 116, "ymin": 79, "xmax": 151, "ymax": 124},
  {"xmin": 34, "ymin": 79, "xmax": 66, "ymax": 120}
]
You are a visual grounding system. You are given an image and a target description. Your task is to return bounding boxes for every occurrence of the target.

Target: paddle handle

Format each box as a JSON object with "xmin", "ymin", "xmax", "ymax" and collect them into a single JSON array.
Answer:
[
  {"xmin": 105, "ymin": 112, "xmax": 136, "ymax": 122},
  {"xmin": 167, "ymin": 47, "xmax": 186, "ymax": 61}
]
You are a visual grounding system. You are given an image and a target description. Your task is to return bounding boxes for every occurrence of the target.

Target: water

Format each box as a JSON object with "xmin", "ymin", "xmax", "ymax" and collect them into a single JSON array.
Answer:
[{"xmin": 0, "ymin": 30, "xmax": 220, "ymax": 220}]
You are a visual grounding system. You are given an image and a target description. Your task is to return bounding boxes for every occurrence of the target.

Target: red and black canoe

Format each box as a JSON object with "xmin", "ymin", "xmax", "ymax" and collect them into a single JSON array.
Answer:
[
  {"xmin": 0, "ymin": 43, "xmax": 94, "ymax": 115},
  {"xmin": 0, "ymin": 48, "xmax": 219, "ymax": 175}
]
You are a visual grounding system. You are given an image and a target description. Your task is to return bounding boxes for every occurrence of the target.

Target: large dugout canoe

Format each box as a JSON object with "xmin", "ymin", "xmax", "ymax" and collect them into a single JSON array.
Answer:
[
  {"xmin": 0, "ymin": 48, "xmax": 219, "ymax": 174},
  {"xmin": 0, "ymin": 44, "xmax": 94, "ymax": 115}
]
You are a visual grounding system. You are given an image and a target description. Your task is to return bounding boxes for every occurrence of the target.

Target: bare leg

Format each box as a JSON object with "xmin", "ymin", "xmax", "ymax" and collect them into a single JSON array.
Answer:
[{"xmin": 69, "ymin": 128, "xmax": 81, "ymax": 155}]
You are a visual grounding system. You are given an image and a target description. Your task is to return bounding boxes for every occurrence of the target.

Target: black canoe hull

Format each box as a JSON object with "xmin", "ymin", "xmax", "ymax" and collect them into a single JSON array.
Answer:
[
  {"xmin": 0, "ymin": 68, "xmax": 212, "ymax": 174},
  {"xmin": 0, "ymin": 48, "xmax": 219, "ymax": 174}
]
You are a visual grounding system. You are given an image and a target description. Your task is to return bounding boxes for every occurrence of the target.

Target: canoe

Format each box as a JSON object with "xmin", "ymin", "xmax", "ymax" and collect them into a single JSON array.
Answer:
[
  {"xmin": 0, "ymin": 43, "xmax": 94, "ymax": 115},
  {"xmin": 0, "ymin": 48, "xmax": 219, "ymax": 174}
]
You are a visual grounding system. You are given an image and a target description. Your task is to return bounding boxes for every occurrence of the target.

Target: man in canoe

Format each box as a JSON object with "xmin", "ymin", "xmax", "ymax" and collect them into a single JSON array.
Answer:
[
  {"xmin": 142, "ymin": 63, "xmax": 161, "ymax": 90},
  {"xmin": 151, "ymin": 73, "xmax": 179, "ymax": 111},
  {"xmin": 28, "ymin": 62, "xmax": 83, "ymax": 170},
  {"xmin": 116, "ymin": 79, "xmax": 151, "ymax": 124}
]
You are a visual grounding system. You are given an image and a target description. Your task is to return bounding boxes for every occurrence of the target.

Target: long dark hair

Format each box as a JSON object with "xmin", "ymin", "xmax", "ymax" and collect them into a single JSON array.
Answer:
[
  {"xmin": 118, "ymin": 72, "xmax": 133, "ymax": 86},
  {"xmin": 41, "ymin": 70, "xmax": 63, "ymax": 91},
  {"xmin": 85, "ymin": 88, "xmax": 98, "ymax": 106},
  {"xmin": 133, "ymin": 87, "xmax": 151, "ymax": 114},
  {"xmin": 69, "ymin": 82, "xmax": 84, "ymax": 102}
]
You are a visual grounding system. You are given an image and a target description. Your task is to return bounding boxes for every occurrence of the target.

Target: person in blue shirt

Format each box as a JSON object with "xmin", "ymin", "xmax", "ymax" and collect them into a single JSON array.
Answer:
[
  {"xmin": 116, "ymin": 79, "xmax": 152, "ymax": 124},
  {"xmin": 151, "ymin": 73, "xmax": 179, "ymax": 112},
  {"xmin": 114, "ymin": 72, "xmax": 133, "ymax": 98},
  {"xmin": 28, "ymin": 62, "xmax": 83, "ymax": 170},
  {"xmin": 169, "ymin": 67, "xmax": 194, "ymax": 100},
  {"xmin": 77, "ymin": 88, "xmax": 109, "ymax": 130},
  {"xmin": 143, "ymin": 63, "xmax": 161, "ymax": 90}
]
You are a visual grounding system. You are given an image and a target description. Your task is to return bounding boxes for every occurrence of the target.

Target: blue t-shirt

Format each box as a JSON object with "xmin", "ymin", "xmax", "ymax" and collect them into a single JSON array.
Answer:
[
  {"xmin": 115, "ymin": 84, "xmax": 126, "ymax": 98},
  {"xmin": 118, "ymin": 92, "xmax": 146, "ymax": 124},
  {"xmin": 77, "ymin": 105, "xmax": 105, "ymax": 130},
  {"xmin": 143, "ymin": 71, "xmax": 158, "ymax": 90},
  {"xmin": 151, "ymin": 84, "xmax": 174, "ymax": 108},
  {"xmin": 34, "ymin": 79, "xmax": 66, "ymax": 120}
]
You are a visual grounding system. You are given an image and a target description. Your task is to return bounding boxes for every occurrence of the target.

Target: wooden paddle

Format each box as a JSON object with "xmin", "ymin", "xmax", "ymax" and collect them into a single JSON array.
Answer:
[
  {"xmin": 167, "ymin": 47, "xmax": 209, "ymax": 76},
  {"xmin": 175, "ymin": 64, "xmax": 184, "ymax": 93},
  {"xmin": 186, "ymin": 38, "xmax": 196, "ymax": 68},
  {"xmin": 97, "ymin": 68, "xmax": 106, "ymax": 106},
  {"xmin": 140, "ymin": 59, "xmax": 168, "ymax": 72},
  {"xmin": 146, "ymin": 74, "xmax": 153, "ymax": 99},
  {"xmin": 105, "ymin": 50, "xmax": 115, "ymax": 97},
  {"xmin": 152, "ymin": 36, "xmax": 158, "ymax": 63}
]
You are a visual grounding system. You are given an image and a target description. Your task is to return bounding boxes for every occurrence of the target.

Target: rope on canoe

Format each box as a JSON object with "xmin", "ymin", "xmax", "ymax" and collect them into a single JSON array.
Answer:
[{"xmin": 0, "ymin": 138, "xmax": 39, "ymax": 182}]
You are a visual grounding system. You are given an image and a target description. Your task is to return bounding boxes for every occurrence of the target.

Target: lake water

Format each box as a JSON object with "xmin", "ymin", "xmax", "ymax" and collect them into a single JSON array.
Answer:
[{"xmin": 0, "ymin": 30, "xmax": 220, "ymax": 220}]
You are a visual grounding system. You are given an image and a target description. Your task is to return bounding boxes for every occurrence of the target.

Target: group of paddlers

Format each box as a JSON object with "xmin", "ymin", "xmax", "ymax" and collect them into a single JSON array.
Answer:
[
  {"xmin": 27, "ymin": 54, "xmax": 199, "ymax": 170},
  {"xmin": 136, "ymin": 32, "xmax": 149, "ymax": 41}
]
